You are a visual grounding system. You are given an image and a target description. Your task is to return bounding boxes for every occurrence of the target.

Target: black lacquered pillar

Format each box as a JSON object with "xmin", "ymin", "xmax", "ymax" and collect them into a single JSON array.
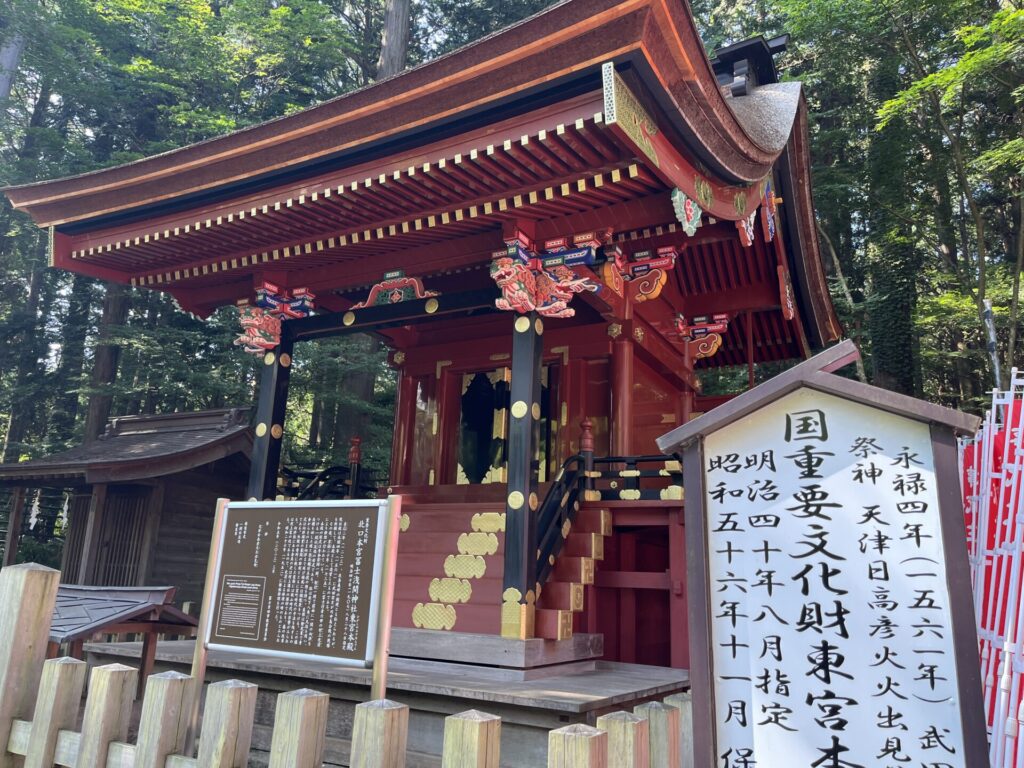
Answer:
[
  {"xmin": 501, "ymin": 312, "xmax": 543, "ymax": 639},
  {"xmin": 247, "ymin": 337, "xmax": 293, "ymax": 500}
]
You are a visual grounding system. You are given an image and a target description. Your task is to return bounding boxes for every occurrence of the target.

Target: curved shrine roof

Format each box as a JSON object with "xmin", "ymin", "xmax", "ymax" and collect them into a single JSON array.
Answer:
[
  {"xmin": 2, "ymin": 0, "xmax": 842, "ymax": 353},
  {"xmin": 7, "ymin": 0, "xmax": 792, "ymax": 228}
]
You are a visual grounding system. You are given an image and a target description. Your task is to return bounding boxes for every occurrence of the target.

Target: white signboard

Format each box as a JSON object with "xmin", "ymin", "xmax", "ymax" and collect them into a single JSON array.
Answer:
[{"xmin": 703, "ymin": 388, "xmax": 968, "ymax": 767}]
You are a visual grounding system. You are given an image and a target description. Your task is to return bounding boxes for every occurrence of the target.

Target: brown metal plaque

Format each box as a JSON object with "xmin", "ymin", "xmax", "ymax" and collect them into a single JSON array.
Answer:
[{"xmin": 206, "ymin": 500, "xmax": 390, "ymax": 666}]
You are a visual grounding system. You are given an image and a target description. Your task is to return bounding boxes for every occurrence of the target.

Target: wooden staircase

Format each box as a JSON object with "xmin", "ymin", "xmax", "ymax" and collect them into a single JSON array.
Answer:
[
  {"xmin": 382, "ymin": 421, "xmax": 684, "ymax": 644},
  {"xmin": 535, "ymin": 505, "xmax": 612, "ymax": 640}
]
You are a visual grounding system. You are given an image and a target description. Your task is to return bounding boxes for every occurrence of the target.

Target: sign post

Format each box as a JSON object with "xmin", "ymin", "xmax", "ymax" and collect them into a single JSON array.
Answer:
[
  {"xmin": 186, "ymin": 495, "xmax": 401, "ymax": 751},
  {"xmin": 658, "ymin": 341, "xmax": 987, "ymax": 768}
]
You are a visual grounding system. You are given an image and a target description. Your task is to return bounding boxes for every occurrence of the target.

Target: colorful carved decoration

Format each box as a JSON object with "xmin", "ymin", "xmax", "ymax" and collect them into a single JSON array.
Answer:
[
  {"xmin": 352, "ymin": 269, "xmax": 438, "ymax": 309},
  {"xmin": 234, "ymin": 280, "xmax": 315, "ymax": 355},
  {"xmin": 671, "ymin": 188, "xmax": 702, "ymax": 236},
  {"xmin": 623, "ymin": 246, "xmax": 677, "ymax": 303},
  {"xmin": 234, "ymin": 304, "xmax": 282, "ymax": 354},
  {"xmin": 603, "ymin": 64, "xmax": 660, "ymax": 168},
  {"xmin": 694, "ymin": 175, "xmax": 714, "ymax": 209},
  {"xmin": 600, "ymin": 262, "xmax": 625, "ymax": 297},
  {"xmin": 736, "ymin": 211, "xmax": 757, "ymax": 247},
  {"xmin": 674, "ymin": 313, "xmax": 730, "ymax": 361},
  {"xmin": 761, "ymin": 180, "xmax": 777, "ymax": 242},
  {"xmin": 778, "ymin": 264, "xmax": 796, "ymax": 321},
  {"xmin": 490, "ymin": 256, "xmax": 600, "ymax": 319}
]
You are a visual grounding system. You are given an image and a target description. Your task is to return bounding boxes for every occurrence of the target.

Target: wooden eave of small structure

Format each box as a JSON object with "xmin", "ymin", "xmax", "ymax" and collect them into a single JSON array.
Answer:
[
  {"xmin": 0, "ymin": 408, "xmax": 252, "ymax": 485},
  {"xmin": 656, "ymin": 340, "xmax": 981, "ymax": 454},
  {"xmin": 49, "ymin": 585, "xmax": 197, "ymax": 643},
  {"xmin": 3, "ymin": 0, "xmax": 841, "ymax": 352}
]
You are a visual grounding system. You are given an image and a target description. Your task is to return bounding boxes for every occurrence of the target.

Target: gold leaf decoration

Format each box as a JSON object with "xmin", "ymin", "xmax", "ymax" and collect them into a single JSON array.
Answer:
[
  {"xmin": 444, "ymin": 554, "xmax": 487, "ymax": 579},
  {"xmin": 471, "ymin": 512, "xmax": 506, "ymax": 533},
  {"xmin": 412, "ymin": 603, "xmax": 457, "ymax": 630},
  {"xmin": 457, "ymin": 532, "xmax": 499, "ymax": 556},
  {"xmin": 429, "ymin": 578, "xmax": 473, "ymax": 604}
]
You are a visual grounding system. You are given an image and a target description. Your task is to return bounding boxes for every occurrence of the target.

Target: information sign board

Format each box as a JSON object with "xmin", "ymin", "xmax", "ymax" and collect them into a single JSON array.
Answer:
[
  {"xmin": 656, "ymin": 341, "xmax": 987, "ymax": 768},
  {"xmin": 203, "ymin": 498, "xmax": 397, "ymax": 666}
]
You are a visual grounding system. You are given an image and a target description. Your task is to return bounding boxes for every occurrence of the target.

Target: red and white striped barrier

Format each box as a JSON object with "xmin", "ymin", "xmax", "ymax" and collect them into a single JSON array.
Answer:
[{"xmin": 962, "ymin": 374, "xmax": 1024, "ymax": 767}]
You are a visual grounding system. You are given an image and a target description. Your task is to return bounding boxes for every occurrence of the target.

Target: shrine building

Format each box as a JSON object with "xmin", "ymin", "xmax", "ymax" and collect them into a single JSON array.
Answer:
[{"xmin": 4, "ymin": 0, "xmax": 840, "ymax": 668}]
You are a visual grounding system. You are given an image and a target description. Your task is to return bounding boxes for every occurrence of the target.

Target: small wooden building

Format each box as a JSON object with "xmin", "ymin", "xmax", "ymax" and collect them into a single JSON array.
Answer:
[
  {"xmin": 0, "ymin": 409, "xmax": 250, "ymax": 604},
  {"xmin": 5, "ymin": 0, "xmax": 843, "ymax": 666}
]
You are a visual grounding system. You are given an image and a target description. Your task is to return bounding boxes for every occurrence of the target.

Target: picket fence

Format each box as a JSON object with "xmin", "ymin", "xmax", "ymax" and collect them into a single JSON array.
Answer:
[{"xmin": 0, "ymin": 562, "xmax": 694, "ymax": 767}]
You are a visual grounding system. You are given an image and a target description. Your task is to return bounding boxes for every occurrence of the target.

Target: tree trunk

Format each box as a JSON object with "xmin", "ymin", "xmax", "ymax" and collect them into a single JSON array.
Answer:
[
  {"xmin": 376, "ymin": 0, "xmax": 410, "ymax": 79},
  {"xmin": 0, "ymin": 33, "xmax": 25, "ymax": 104},
  {"xmin": 1007, "ymin": 191, "xmax": 1024, "ymax": 379},
  {"xmin": 84, "ymin": 283, "xmax": 130, "ymax": 442},
  {"xmin": 1, "ymin": 264, "xmax": 44, "ymax": 462},
  {"xmin": 816, "ymin": 220, "xmax": 867, "ymax": 382},
  {"xmin": 866, "ymin": 59, "xmax": 922, "ymax": 396},
  {"xmin": 47, "ymin": 275, "xmax": 93, "ymax": 444}
]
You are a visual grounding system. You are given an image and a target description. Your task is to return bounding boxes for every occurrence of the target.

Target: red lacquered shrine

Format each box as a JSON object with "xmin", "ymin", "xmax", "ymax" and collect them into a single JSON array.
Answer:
[{"xmin": 5, "ymin": 0, "xmax": 840, "ymax": 667}]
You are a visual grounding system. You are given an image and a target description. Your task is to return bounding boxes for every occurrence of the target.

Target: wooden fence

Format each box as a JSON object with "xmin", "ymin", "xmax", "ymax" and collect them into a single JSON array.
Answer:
[{"xmin": 0, "ymin": 563, "xmax": 694, "ymax": 767}]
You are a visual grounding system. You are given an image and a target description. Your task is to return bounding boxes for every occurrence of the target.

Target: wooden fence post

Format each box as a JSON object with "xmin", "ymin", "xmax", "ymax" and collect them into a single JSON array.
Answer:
[
  {"xmin": 77, "ymin": 663, "xmax": 138, "ymax": 768},
  {"xmin": 196, "ymin": 679, "xmax": 257, "ymax": 768},
  {"xmin": 0, "ymin": 563, "xmax": 61, "ymax": 768},
  {"xmin": 441, "ymin": 710, "xmax": 501, "ymax": 768},
  {"xmin": 662, "ymin": 692, "xmax": 693, "ymax": 768},
  {"xmin": 268, "ymin": 689, "xmax": 329, "ymax": 768},
  {"xmin": 351, "ymin": 699, "xmax": 409, "ymax": 768},
  {"xmin": 548, "ymin": 724, "xmax": 607, "ymax": 768},
  {"xmin": 633, "ymin": 701, "xmax": 680, "ymax": 768},
  {"xmin": 596, "ymin": 711, "xmax": 649, "ymax": 768},
  {"xmin": 24, "ymin": 656, "xmax": 87, "ymax": 768},
  {"xmin": 135, "ymin": 670, "xmax": 192, "ymax": 768}
]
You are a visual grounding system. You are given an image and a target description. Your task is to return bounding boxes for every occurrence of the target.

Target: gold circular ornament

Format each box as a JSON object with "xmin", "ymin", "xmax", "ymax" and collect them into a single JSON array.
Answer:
[
  {"xmin": 529, "ymin": 492, "xmax": 538, "ymax": 511},
  {"xmin": 280, "ymin": 353, "xmax": 292, "ymax": 368},
  {"xmin": 425, "ymin": 298, "xmax": 439, "ymax": 314},
  {"xmin": 255, "ymin": 423, "xmax": 268, "ymax": 437},
  {"xmin": 271, "ymin": 424, "xmax": 283, "ymax": 439},
  {"xmin": 515, "ymin": 316, "xmax": 530, "ymax": 333},
  {"xmin": 507, "ymin": 491, "xmax": 525, "ymax": 509},
  {"xmin": 548, "ymin": 555, "xmax": 555, "ymax": 565},
  {"xmin": 511, "ymin": 401, "xmax": 528, "ymax": 418},
  {"xmin": 534, "ymin": 318, "xmax": 544, "ymax": 335},
  {"xmin": 263, "ymin": 352, "xmax": 276, "ymax": 366},
  {"xmin": 393, "ymin": 351, "xmax": 406, "ymax": 366},
  {"xmin": 343, "ymin": 311, "xmax": 356, "ymax": 326},
  {"xmin": 531, "ymin": 403, "xmax": 541, "ymax": 420}
]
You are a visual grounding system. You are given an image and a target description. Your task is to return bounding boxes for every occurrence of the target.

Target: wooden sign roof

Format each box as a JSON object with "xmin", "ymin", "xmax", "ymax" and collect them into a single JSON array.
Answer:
[
  {"xmin": 49, "ymin": 584, "xmax": 197, "ymax": 643},
  {"xmin": 657, "ymin": 339, "xmax": 980, "ymax": 454}
]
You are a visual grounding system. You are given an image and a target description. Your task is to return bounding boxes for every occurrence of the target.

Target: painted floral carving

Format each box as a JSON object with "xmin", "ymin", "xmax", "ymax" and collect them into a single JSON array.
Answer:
[
  {"xmin": 761, "ymin": 180, "xmax": 777, "ymax": 242},
  {"xmin": 671, "ymin": 188, "xmax": 702, "ymax": 236},
  {"xmin": 352, "ymin": 269, "xmax": 439, "ymax": 308},
  {"xmin": 736, "ymin": 211, "xmax": 757, "ymax": 247}
]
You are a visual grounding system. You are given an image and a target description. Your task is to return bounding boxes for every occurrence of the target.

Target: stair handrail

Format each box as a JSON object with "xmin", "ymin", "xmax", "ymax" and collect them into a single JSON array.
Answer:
[{"xmin": 533, "ymin": 421, "xmax": 684, "ymax": 592}]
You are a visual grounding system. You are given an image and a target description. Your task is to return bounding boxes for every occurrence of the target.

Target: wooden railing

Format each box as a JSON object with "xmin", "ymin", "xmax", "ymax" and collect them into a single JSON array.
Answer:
[
  {"xmin": 0, "ymin": 562, "xmax": 694, "ymax": 767},
  {"xmin": 535, "ymin": 419, "xmax": 684, "ymax": 587},
  {"xmin": 279, "ymin": 436, "xmax": 372, "ymax": 500}
]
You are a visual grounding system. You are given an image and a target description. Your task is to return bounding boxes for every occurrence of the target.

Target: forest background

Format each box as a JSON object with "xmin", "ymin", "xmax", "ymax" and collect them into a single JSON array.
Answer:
[{"xmin": 0, "ymin": 0, "xmax": 1021, "ymax": 556}]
